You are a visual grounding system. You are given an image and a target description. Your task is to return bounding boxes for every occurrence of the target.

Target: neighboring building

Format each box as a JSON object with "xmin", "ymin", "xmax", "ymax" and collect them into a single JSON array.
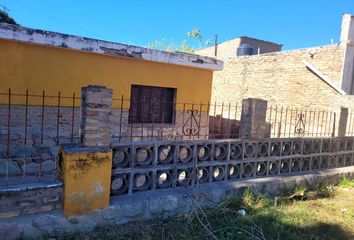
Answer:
[
  {"xmin": 0, "ymin": 23, "xmax": 223, "ymax": 149},
  {"xmin": 195, "ymin": 14, "xmax": 354, "ymax": 112},
  {"xmin": 196, "ymin": 36, "xmax": 282, "ymax": 59}
]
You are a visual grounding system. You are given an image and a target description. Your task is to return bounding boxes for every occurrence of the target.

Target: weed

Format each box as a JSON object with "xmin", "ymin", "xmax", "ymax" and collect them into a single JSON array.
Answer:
[
  {"xmin": 16, "ymin": 232, "xmax": 25, "ymax": 240},
  {"xmin": 294, "ymin": 184, "xmax": 307, "ymax": 193},
  {"xmin": 242, "ymin": 187, "xmax": 258, "ymax": 206},
  {"xmin": 257, "ymin": 197, "xmax": 274, "ymax": 209},
  {"xmin": 279, "ymin": 184, "xmax": 308, "ymax": 204},
  {"xmin": 40, "ymin": 186, "xmax": 354, "ymax": 240},
  {"xmin": 312, "ymin": 178, "xmax": 335, "ymax": 199},
  {"xmin": 338, "ymin": 175, "xmax": 354, "ymax": 187},
  {"xmin": 38, "ymin": 233, "xmax": 50, "ymax": 240}
]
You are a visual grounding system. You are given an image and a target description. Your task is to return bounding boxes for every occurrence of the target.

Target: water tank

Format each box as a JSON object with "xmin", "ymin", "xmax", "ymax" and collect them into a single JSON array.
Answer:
[{"xmin": 236, "ymin": 43, "xmax": 254, "ymax": 57}]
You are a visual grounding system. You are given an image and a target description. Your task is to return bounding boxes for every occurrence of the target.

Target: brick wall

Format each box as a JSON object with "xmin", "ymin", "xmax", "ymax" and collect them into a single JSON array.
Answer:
[
  {"xmin": 0, "ymin": 105, "xmax": 210, "ymax": 155},
  {"xmin": 0, "ymin": 183, "xmax": 63, "ymax": 219},
  {"xmin": 209, "ymin": 44, "xmax": 347, "ymax": 110},
  {"xmin": 110, "ymin": 109, "xmax": 209, "ymax": 141}
]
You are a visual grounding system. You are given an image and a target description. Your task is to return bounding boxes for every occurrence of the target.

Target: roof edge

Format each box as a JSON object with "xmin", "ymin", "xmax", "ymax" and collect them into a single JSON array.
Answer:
[
  {"xmin": 225, "ymin": 43, "xmax": 339, "ymax": 60},
  {"xmin": 196, "ymin": 35, "xmax": 282, "ymax": 51},
  {"xmin": 0, "ymin": 23, "xmax": 223, "ymax": 71}
]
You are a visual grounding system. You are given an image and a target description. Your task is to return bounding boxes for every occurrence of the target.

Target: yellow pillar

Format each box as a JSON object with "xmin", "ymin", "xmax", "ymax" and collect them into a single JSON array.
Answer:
[{"xmin": 60, "ymin": 145, "xmax": 112, "ymax": 217}]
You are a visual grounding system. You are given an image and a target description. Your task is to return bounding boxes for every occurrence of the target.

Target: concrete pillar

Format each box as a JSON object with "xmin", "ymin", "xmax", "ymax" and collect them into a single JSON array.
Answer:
[
  {"xmin": 338, "ymin": 107, "xmax": 349, "ymax": 137},
  {"xmin": 60, "ymin": 145, "xmax": 112, "ymax": 217},
  {"xmin": 59, "ymin": 85, "xmax": 113, "ymax": 217},
  {"xmin": 240, "ymin": 98, "xmax": 268, "ymax": 139},
  {"xmin": 340, "ymin": 14, "xmax": 354, "ymax": 94},
  {"xmin": 81, "ymin": 85, "xmax": 113, "ymax": 146},
  {"xmin": 340, "ymin": 14, "xmax": 354, "ymax": 45}
]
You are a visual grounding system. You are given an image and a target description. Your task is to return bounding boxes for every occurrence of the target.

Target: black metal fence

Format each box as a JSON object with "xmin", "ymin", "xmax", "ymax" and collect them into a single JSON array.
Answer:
[
  {"xmin": 0, "ymin": 89, "xmax": 349, "ymax": 156},
  {"xmin": 0, "ymin": 89, "xmax": 79, "ymax": 186},
  {"xmin": 0, "ymin": 89, "xmax": 81, "ymax": 152},
  {"xmin": 266, "ymin": 106, "xmax": 337, "ymax": 138},
  {"xmin": 346, "ymin": 112, "xmax": 354, "ymax": 136},
  {"xmin": 0, "ymin": 88, "xmax": 353, "ymax": 187},
  {"xmin": 110, "ymin": 96, "xmax": 243, "ymax": 141}
]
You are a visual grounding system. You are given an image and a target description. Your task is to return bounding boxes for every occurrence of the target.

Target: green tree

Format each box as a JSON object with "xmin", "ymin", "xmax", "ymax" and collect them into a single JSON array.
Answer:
[
  {"xmin": 0, "ymin": 10, "xmax": 18, "ymax": 25},
  {"xmin": 148, "ymin": 28, "xmax": 212, "ymax": 53}
]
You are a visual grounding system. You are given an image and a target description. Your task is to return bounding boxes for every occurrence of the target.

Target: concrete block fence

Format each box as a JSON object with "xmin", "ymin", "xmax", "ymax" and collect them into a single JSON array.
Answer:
[
  {"xmin": 1, "ymin": 85, "xmax": 354, "ymax": 223},
  {"xmin": 2, "ymin": 136, "xmax": 354, "ymax": 220},
  {"xmin": 110, "ymin": 137, "xmax": 354, "ymax": 196}
]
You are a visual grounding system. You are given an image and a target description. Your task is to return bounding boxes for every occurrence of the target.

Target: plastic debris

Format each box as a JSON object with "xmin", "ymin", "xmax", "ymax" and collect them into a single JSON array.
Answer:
[{"xmin": 238, "ymin": 209, "xmax": 246, "ymax": 216}]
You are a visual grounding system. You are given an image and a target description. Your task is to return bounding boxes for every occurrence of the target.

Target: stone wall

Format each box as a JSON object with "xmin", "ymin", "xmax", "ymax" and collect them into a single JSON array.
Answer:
[
  {"xmin": 0, "ymin": 105, "xmax": 81, "ymax": 153},
  {"xmin": 208, "ymin": 44, "xmax": 347, "ymax": 110},
  {"xmin": 0, "ymin": 183, "xmax": 63, "ymax": 219},
  {"xmin": 0, "ymin": 104, "xmax": 79, "ymax": 186},
  {"xmin": 0, "ymin": 155, "xmax": 57, "ymax": 186},
  {"xmin": 0, "ymin": 105, "xmax": 210, "ymax": 154}
]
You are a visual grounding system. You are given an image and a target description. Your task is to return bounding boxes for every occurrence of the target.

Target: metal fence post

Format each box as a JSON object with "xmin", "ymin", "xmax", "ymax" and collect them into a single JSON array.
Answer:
[{"xmin": 332, "ymin": 112, "xmax": 337, "ymax": 137}]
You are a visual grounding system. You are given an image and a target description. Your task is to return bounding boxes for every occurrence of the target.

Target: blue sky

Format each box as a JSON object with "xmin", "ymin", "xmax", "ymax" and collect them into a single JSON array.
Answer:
[{"xmin": 1, "ymin": 0, "xmax": 354, "ymax": 50}]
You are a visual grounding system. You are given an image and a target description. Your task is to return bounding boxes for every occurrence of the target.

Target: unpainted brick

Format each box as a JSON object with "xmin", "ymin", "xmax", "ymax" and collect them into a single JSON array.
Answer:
[
  {"xmin": 24, "ymin": 204, "xmax": 55, "ymax": 215},
  {"xmin": 42, "ymin": 195, "xmax": 60, "ymax": 203},
  {"xmin": 0, "ymin": 210, "xmax": 21, "ymax": 219}
]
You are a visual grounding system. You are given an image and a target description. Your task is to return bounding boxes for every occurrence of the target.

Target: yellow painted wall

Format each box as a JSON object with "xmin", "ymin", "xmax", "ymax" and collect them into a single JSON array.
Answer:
[
  {"xmin": 60, "ymin": 148, "xmax": 112, "ymax": 217},
  {"xmin": 0, "ymin": 39, "xmax": 213, "ymax": 109}
]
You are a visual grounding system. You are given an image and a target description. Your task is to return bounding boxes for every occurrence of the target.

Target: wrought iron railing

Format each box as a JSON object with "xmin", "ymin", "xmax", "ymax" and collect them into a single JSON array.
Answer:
[
  {"xmin": 0, "ymin": 88, "xmax": 350, "ymax": 187},
  {"xmin": 266, "ymin": 106, "xmax": 337, "ymax": 138}
]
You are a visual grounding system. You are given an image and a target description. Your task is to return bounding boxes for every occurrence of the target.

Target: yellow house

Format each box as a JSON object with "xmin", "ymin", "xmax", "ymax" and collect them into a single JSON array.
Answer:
[{"xmin": 0, "ymin": 23, "xmax": 223, "ymax": 145}]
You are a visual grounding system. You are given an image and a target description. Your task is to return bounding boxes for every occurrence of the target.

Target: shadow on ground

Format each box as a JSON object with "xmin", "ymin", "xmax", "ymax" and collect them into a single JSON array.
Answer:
[{"xmin": 45, "ymin": 201, "xmax": 353, "ymax": 240}]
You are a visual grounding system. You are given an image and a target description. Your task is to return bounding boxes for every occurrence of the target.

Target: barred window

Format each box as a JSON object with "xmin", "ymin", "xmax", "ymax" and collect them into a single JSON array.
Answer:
[{"xmin": 129, "ymin": 85, "xmax": 175, "ymax": 124}]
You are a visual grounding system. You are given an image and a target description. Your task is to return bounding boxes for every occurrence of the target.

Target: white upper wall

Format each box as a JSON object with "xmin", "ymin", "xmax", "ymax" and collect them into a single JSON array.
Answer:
[
  {"xmin": 0, "ymin": 23, "xmax": 224, "ymax": 71},
  {"xmin": 340, "ymin": 14, "xmax": 354, "ymax": 94},
  {"xmin": 340, "ymin": 14, "xmax": 354, "ymax": 45}
]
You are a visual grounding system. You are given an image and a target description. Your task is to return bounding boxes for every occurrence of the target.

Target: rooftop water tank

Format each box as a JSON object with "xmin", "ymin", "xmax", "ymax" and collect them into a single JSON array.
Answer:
[{"xmin": 237, "ymin": 43, "xmax": 254, "ymax": 57}]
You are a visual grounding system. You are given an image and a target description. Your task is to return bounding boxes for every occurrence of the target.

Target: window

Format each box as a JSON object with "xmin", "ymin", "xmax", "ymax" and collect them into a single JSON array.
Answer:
[{"xmin": 129, "ymin": 85, "xmax": 176, "ymax": 124}]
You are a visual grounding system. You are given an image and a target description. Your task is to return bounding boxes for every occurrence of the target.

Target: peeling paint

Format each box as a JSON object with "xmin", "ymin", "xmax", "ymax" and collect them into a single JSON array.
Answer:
[
  {"xmin": 100, "ymin": 46, "xmax": 143, "ymax": 58},
  {"xmin": 68, "ymin": 182, "xmax": 105, "ymax": 211},
  {"xmin": 69, "ymin": 191, "xmax": 94, "ymax": 210},
  {"xmin": 192, "ymin": 59, "xmax": 205, "ymax": 64},
  {"xmin": 69, "ymin": 191, "xmax": 84, "ymax": 202},
  {"xmin": 0, "ymin": 23, "xmax": 223, "ymax": 71},
  {"xmin": 61, "ymin": 147, "xmax": 112, "ymax": 216},
  {"xmin": 93, "ymin": 181, "xmax": 104, "ymax": 196},
  {"xmin": 60, "ymin": 42, "xmax": 68, "ymax": 48}
]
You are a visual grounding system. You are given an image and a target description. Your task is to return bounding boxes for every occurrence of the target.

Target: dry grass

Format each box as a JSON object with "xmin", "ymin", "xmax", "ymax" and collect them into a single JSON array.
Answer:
[
  {"xmin": 41, "ymin": 185, "xmax": 354, "ymax": 240},
  {"xmin": 276, "ymin": 186, "xmax": 354, "ymax": 238}
]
